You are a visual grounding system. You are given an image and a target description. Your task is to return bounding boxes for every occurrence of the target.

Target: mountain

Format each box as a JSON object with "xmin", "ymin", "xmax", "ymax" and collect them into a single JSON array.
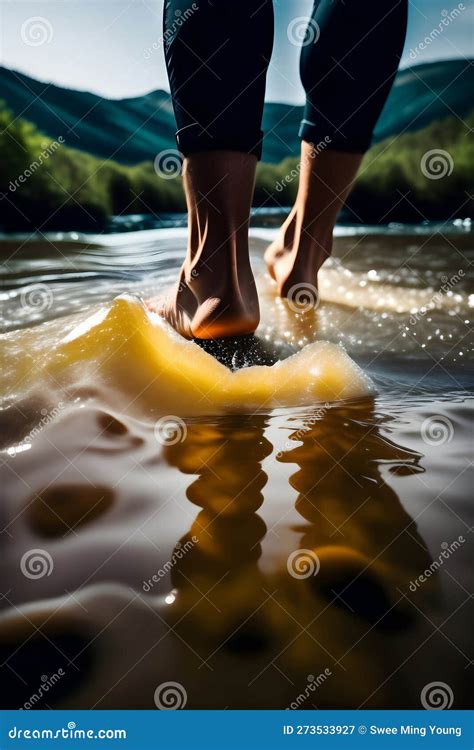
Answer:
[{"xmin": 0, "ymin": 59, "xmax": 472, "ymax": 165}]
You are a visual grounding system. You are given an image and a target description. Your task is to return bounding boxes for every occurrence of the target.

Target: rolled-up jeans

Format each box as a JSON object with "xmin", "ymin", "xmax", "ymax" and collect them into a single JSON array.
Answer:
[{"xmin": 163, "ymin": 0, "xmax": 408, "ymax": 159}]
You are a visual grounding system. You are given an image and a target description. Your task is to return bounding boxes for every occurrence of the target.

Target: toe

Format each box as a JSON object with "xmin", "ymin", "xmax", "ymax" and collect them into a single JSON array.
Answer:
[{"xmin": 145, "ymin": 296, "xmax": 164, "ymax": 314}]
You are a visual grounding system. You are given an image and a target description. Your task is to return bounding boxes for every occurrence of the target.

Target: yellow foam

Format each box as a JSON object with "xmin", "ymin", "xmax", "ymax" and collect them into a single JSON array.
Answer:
[{"xmin": 1, "ymin": 295, "xmax": 375, "ymax": 415}]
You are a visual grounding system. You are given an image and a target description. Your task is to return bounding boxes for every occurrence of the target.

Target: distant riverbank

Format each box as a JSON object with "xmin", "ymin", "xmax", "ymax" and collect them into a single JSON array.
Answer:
[{"xmin": 1, "ymin": 104, "xmax": 472, "ymax": 232}]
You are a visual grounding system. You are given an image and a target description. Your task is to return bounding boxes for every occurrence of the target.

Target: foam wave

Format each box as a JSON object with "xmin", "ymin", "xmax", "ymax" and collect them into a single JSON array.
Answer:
[{"xmin": 1, "ymin": 295, "xmax": 375, "ymax": 416}]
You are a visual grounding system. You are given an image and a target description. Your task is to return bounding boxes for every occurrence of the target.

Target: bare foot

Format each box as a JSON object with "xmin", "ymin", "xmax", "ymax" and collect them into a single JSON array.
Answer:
[
  {"xmin": 147, "ymin": 266, "xmax": 196, "ymax": 338},
  {"xmin": 265, "ymin": 144, "xmax": 363, "ymax": 303},
  {"xmin": 148, "ymin": 150, "xmax": 260, "ymax": 340},
  {"xmin": 264, "ymin": 208, "xmax": 331, "ymax": 299},
  {"xmin": 147, "ymin": 248, "xmax": 260, "ymax": 340}
]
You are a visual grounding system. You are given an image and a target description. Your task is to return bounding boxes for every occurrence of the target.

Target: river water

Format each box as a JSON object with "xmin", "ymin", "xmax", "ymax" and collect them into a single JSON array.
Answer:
[{"xmin": 0, "ymin": 220, "xmax": 472, "ymax": 709}]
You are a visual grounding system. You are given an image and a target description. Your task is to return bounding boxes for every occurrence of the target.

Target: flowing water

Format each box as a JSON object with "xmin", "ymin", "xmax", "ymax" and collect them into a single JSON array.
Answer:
[{"xmin": 0, "ymin": 220, "xmax": 472, "ymax": 710}]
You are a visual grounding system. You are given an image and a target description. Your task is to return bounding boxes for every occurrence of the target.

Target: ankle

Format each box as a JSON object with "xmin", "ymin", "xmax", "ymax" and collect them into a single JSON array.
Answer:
[
  {"xmin": 281, "ymin": 208, "xmax": 334, "ymax": 261},
  {"xmin": 185, "ymin": 235, "xmax": 248, "ymax": 274}
]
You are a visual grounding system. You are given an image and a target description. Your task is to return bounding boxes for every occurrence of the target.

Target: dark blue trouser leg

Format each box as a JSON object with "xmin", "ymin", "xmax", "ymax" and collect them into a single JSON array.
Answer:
[
  {"xmin": 163, "ymin": 0, "xmax": 407, "ymax": 160},
  {"xmin": 163, "ymin": 0, "xmax": 274, "ymax": 159},
  {"xmin": 299, "ymin": 0, "xmax": 408, "ymax": 153}
]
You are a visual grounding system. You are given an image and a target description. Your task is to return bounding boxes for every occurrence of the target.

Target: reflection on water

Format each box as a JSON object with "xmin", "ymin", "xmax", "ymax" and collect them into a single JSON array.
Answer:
[
  {"xmin": 0, "ymin": 224, "xmax": 472, "ymax": 710},
  {"xmin": 1, "ymin": 399, "xmax": 471, "ymax": 709},
  {"xmin": 283, "ymin": 403, "xmax": 430, "ymax": 626},
  {"xmin": 165, "ymin": 417, "xmax": 272, "ymax": 660}
]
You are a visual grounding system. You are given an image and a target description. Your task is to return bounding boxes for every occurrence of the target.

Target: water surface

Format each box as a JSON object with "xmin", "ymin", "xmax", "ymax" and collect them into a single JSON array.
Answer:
[{"xmin": 1, "ymin": 221, "xmax": 472, "ymax": 709}]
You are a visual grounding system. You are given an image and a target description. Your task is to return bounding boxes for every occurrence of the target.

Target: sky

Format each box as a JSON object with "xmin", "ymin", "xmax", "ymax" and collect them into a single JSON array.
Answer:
[{"xmin": 0, "ymin": 0, "xmax": 472, "ymax": 103}]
